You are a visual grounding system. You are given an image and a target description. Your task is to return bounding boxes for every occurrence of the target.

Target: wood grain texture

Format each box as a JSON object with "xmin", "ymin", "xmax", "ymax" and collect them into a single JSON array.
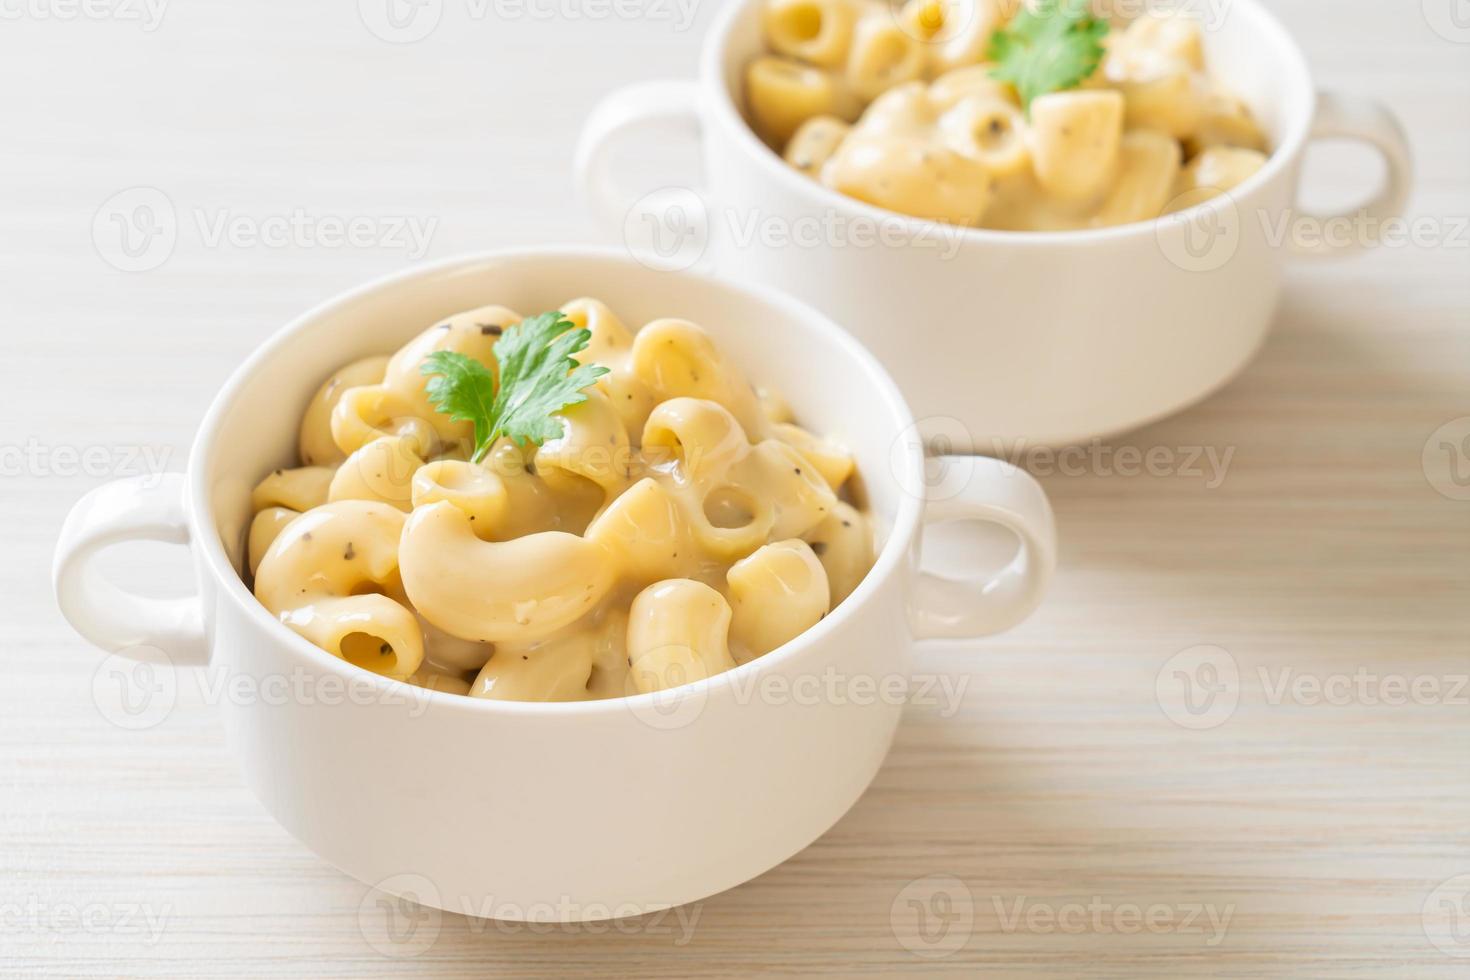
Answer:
[{"xmin": 2, "ymin": 0, "xmax": 1467, "ymax": 976}]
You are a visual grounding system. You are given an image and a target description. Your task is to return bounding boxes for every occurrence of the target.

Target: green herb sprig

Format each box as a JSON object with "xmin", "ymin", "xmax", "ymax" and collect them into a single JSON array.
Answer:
[
  {"xmin": 987, "ymin": 0, "xmax": 1110, "ymax": 112},
  {"xmin": 420, "ymin": 312, "xmax": 609, "ymax": 463}
]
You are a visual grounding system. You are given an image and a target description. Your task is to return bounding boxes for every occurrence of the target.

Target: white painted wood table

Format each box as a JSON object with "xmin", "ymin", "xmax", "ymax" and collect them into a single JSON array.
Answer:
[{"xmin": 2, "ymin": 0, "xmax": 1466, "ymax": 975}]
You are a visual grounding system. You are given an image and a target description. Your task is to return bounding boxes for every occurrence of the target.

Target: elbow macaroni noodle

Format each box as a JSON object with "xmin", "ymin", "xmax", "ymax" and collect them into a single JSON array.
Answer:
[
  {"xmin": 746, "ymin": 2, "xmax": 1270, "ymax": 230},
  {"xmin": 248, "ymin": 300, "xmax": 876, "ymax": 702}
]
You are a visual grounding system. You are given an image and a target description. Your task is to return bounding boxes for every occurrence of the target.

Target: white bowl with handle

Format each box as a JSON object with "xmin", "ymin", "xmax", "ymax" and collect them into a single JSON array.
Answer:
[
  {"xmin": 575, "ymin": 0, "xmax": 1413, "ymax": 449},
  {"xmin": 53, "ymin": 248, "xmax": 1057, "ymax": 920}
]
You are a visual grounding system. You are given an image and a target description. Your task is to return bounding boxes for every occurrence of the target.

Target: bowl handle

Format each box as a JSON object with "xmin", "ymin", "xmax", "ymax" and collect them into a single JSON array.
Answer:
[
  {"xmin": 909, "ymin": 457, "xmax": 1058, "ymax": 640},
  {"xmin": 1291, "ymin": 91, "xmax": 1413, "ymax": 257},
  {"xmin": 574, "ymin": 79, "xmax": 703, "ymax": 232},
  {"xmin": 53, "ymin": 473, "xmax": 207, "ymax": 664}
]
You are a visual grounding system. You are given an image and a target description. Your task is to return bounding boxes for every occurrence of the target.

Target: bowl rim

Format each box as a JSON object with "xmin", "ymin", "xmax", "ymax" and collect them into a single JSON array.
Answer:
[
  {"xmin": 187, "ymin": 246, "xmax": 925, "ymax": 717},
  {"xmin": 702, "ymin": 0, "xmax": 1316, "ymax": 246}
]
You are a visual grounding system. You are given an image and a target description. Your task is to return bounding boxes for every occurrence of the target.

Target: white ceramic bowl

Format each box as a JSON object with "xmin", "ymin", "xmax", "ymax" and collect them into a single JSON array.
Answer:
[
  {"xmin": 576, "ymin": 0, "xmax": 1412, "ymax": 449},
  {"xmin": 54, "ymin": 248, "xmax": 1057, "ymax": 920}
]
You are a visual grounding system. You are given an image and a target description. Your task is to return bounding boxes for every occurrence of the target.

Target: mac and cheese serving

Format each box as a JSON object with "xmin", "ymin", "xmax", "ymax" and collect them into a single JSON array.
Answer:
[
  {"xmin": 746, "ymin": 0, "xmax": 1270, "ymax": 230},
  {"xmin": 247, "ymin": 300, "xmax": 875, "ymax": 702}
]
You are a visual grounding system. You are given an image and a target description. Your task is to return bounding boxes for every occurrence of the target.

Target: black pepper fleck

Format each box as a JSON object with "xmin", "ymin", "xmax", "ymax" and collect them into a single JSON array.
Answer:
[{"xmin": 343, "ymin": 542, "xmax": 356, "ymax": 561}]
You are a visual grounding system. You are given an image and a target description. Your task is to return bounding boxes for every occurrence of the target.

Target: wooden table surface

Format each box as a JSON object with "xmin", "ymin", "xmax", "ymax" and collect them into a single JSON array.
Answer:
[{"xmin": 2, "ymin": 1, "xmax": 1466, "ymax": 976}]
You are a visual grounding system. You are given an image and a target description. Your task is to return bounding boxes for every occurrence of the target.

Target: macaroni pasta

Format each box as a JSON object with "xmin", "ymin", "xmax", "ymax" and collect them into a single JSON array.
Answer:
[
  {"xmin": 745, "ymin": 2, "xmax": 1270, "ymax": 230},
  {"xmin": 248, "ymin": 300, "xmax": 876, "ymax": 702}
]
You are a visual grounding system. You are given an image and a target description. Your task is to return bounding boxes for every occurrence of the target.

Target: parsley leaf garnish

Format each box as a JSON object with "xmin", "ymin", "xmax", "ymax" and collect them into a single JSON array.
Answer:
[
  {"xmin": 419, "ymin": 348, "xmax": 498, "ymax": 457},
  {"xmin": 420, "ymin": 312, "xmax": 610, "ymax": 463},
  {"xmin": 987, "ymin": 0, "xmax": 1110, "ymax": 112}
]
